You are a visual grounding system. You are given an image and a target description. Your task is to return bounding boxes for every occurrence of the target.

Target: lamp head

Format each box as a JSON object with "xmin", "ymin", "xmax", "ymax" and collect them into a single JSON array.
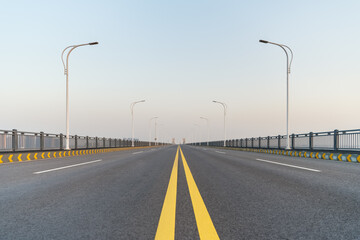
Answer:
[
  {"xmin": 89, "ymin": 42, "xmax": 99, "ymax": 45},
  {"xmin": 259, "ymin": 40, "xmax": 268, "ymax": 44}
]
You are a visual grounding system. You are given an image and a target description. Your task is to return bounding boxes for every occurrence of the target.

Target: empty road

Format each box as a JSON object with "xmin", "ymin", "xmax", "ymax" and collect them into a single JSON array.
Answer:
[{"xmin": 1, "ymin": 145, "xmax": 360, "ymax": 239}]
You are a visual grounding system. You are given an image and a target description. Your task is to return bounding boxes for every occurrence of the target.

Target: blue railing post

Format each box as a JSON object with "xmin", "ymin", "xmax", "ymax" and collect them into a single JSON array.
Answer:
[
  {"xmin": 12, "ymin": 129, "xmax": 18, "ymax": 152},
  {"xmin": 291, "ymin": 134, "xmax": 295, "ymax": 150},
  {"xmin": 40, "ymin": 131, "xmax": 44, "ymax": 151},
  {"xmin": 75, "ymin": 135, "xmax": 78, "ymax": 150},
  {"xmin": 278, "ymin": 135, "xmax": 281, "ymax": 149},
  {"xmin": 309, "ymin": 132, "xmax": 313, "ymax": 150},
  {"xmin": 60, "ymin": 133, "xmax": 63, "ymax": 150},
  {"xmin": 334, "ymin": 129, "xmax": 339, "ymax": 151},
  {"xmin": 259, "ymin": 137, "xmax": 261, "ymax": 148}
]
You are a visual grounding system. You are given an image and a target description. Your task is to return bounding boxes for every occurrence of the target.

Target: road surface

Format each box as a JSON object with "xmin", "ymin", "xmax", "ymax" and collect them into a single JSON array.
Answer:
[{"xmin": 1, "ymin": 145, "xmax": 360, "ymax": 239}]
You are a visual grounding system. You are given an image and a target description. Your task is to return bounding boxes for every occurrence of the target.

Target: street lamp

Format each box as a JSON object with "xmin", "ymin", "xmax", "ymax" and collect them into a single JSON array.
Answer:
[
  {"xmin": 61, "ymin": 42, "xmax": 98, "ymax": 150},
  {"xmin": 130, "ymin": 100, "xmax": 145, "ymax": 147},
  {"xmin": 149, "ymin": 117, "xmax": 158, "ymax": 146},
  {"xmin": 259, "ymin": 39, "xmax": 293, "ymax": 149},
  {"xmin": 200, "ymin": 117, "xmax": 209, "ymax": 146},
  {"xmin": 213, "ymin": 100, "xmax": 227, "ymax": 147}
]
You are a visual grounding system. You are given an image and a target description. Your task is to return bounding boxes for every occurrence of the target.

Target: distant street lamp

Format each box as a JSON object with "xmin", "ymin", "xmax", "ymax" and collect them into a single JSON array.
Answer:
[
  {"xmin": 149, "ymin": 117, "xmax": 158, "ymax": 146},
  {"xmin": 61, "ymin": 42, "xmax": 98, "ymax": 150},
  {"xmin": 213, "ymin": 100, "xmax": 227, "ymax": 147},
  {"xmin": 200, "ymin": 117, "xmax": 209, "ymax": 146},
  {"xmin": 130, "ymin": 100, "xmax": 145, "ymax": 147},
  {"xmin": 259, "ymin": 39, "xmax": 293, "ymax": 149}
]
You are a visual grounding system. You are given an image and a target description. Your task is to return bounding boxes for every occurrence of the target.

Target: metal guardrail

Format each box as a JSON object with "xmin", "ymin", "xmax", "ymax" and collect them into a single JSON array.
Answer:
[
  {"xmin": 0, "ymin": 129, "xmax": 164, "ymax": 153},
  {"xmin": 191, "ymin": 129, "xmax": 360, "ymax": 152}
]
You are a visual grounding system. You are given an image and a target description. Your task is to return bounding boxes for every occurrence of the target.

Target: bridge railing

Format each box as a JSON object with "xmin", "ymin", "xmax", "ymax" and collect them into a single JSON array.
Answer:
[
  {"xmin": 191, "ymin": 128, "xmax": 360, "ymax": 152},
  {"xmin": 0, "ymin": 129, "xmax": 163, "ymax": 153}
]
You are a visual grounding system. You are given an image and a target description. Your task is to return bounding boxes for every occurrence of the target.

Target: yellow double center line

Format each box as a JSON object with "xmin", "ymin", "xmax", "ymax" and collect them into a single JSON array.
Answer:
[
  {"xmin": 155, "ymin": 146, "xmax": 179, "ymax": 238},
  {"xmin": 155, "ymin": 146, "xmax": 219, "ymax": 240}
]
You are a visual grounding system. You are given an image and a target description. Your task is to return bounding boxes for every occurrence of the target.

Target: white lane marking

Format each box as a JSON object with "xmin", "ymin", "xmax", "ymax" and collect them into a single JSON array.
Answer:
[
  {"xmin": 215, "ymin": 151, "xmax": 226, "ymax": 154},
  {"xmin": 203, "ymin": 148, "xmax": 207, "ymax": 151},
  {"xmin": 33, "ymin": 160, "xmax": 102, "ymax": 174},
  {"xmin": 255, "ymin": 158, "xmax": 321, "ymax": 172},
  {"xmin": 132, "ymin": 151, "xmax": 144, "ymax": 155}
]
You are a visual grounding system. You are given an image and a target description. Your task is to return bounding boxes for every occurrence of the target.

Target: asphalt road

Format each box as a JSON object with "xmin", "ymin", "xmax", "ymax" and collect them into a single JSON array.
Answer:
[{"xmin": 1, "ymin": 145, "xmax": 360, "ymax": 239}]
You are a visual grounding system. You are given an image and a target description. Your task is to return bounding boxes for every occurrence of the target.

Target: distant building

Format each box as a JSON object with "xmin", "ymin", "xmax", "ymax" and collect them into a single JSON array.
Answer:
[
  {"xmin": 172, "ymin": 138, "xmax": 175, "ymax": 144},
  {"xmin": 182, "ymin": 138, "xmax": 186, "ymax": 144}
]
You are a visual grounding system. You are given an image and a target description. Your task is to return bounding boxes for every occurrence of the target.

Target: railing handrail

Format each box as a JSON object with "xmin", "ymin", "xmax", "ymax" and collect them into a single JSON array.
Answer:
[
  {"xmin": 236, "ymin": 128, "xmax": 360, "ymax": 141},
  {"xmin": 192, "ymin": 128, "xmax": 360, "ymax": 152},
  {"xmin": 0, "ymin": 128, "xmax": 166, "ymax": 152}
]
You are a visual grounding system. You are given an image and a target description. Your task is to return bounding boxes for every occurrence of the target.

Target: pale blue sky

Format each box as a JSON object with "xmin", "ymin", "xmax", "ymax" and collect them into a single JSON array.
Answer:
[{"xmin": 1, "ymin": 1, "xmax": 359, "ymax": 143}]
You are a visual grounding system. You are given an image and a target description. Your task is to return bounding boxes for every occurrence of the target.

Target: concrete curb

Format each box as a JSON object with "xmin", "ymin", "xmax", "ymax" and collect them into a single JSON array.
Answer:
[
  {"xmin": 217, "ymin": 147, "xmax": 360, "ymax": 163},
  {"xmin": 0, "ymin": 146, "xmax": 158, "ymax": 165}
]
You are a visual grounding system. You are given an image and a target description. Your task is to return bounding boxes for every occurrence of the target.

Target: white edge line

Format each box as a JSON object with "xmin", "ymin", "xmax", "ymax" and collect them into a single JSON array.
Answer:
[
  {"xmin": 132, "ymin": 151, "xmax": 144, "ymax": 154},
  {"xmin": 33, "ymin": 159, "xmax": 102, "ymax": 174},
  {"xmin": 215, "ymin": 151, "xmax": 226, "ymax": 154},
  {"xmin": 255, "ymin": 158, "xmax": 321, "ymax": 172}
]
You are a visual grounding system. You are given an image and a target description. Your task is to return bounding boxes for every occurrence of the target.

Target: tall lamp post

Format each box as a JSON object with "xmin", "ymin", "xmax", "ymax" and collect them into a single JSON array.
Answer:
[
  {"xmin": 259, "ymin": 39, "xmax": 293, "ymax": 150},
  {"xmin": 149, "ymin": 117, "xmax": 158, "ymax": 146},
  {"xmin": 61, "ymin": 42, "xmax": 98, "ymax": 150},
  {"xmin": 130, "ymin": 100, "xmax": 145, "ymax": 147},
  {"xmin": 213, "ymin": 100, "xmax": 227, "ymax": 147},
  {"xmin": 200, "ymin": 117, "xmax": 209, "ymax": 146}
]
